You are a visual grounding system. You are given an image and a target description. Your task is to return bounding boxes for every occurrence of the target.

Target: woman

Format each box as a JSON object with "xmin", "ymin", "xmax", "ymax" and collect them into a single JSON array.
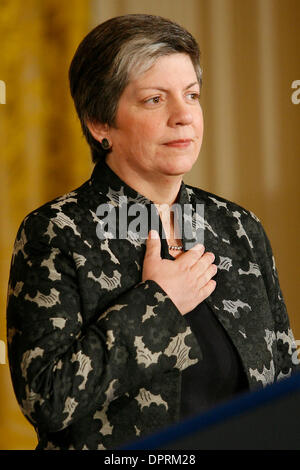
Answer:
[{"xmin": 7, "ymin": 14, "xmax": 298, "ymax": 450}]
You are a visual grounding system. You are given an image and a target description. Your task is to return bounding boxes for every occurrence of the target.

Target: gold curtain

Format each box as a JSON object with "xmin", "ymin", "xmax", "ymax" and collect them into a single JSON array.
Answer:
[
  {"xmin": 1, "ymin": 0, "xmax": 299, "ymax": 450},
  {"xmin": 0, "ymin": 0, "xmax": 91, "ymax": 450}
]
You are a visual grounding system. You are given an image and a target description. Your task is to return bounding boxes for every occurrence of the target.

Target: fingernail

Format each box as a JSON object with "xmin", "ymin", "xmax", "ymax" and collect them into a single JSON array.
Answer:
[
  {"xmin": 192, "ymin": 243, "xmax": 204, "ymax": 250},
  {"xmin": 149, "ymin": 230, "xmax": 159, "ymax": 239}
]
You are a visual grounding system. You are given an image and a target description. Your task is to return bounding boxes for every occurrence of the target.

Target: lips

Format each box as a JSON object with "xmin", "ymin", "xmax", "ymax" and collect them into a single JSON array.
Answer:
[{"xmin": 163, "ymin": 139, "xmax": 193, "ymax": 147}]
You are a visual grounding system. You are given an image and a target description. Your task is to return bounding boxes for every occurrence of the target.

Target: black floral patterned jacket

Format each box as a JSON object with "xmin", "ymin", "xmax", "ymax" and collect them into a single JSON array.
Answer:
[{"xmin": 6, "ymin": 158, "xmax": 298, "ymax": 450}]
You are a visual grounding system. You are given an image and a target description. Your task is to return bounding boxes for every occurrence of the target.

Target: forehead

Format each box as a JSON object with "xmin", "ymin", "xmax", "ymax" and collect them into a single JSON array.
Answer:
[{"xmin": 128, "ymin": 53, "xmax": 199, "ymax": 91}]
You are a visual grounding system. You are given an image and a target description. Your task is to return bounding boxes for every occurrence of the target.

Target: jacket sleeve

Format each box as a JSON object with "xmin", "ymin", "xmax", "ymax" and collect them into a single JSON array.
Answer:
[
  {"xmin": 253, "ymin": 218, "xmax": 299, "ymax": 381},
  {"xmin": 6, "ymin": 212, "xmax": 201, "ymax": 433}
]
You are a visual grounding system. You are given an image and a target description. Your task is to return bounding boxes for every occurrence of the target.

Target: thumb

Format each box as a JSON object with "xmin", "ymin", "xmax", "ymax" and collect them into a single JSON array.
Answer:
[{"xmin": 145, "ymin": 230, "xmax": 161, "ymax": 258}]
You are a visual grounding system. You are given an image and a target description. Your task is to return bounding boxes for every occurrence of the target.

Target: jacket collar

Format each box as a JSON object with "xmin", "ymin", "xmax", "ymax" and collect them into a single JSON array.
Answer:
[
  {"xmin": 91, "ymin": 157, "xmax": 191, "ymax": 205},
  {"xmin": 90, "ymin": 158, "xmax": 199, "ymax": 254}
]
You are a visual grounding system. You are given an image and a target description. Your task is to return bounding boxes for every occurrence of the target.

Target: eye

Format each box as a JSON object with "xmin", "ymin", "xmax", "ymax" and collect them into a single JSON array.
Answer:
[
  {"xmin": 144, "ymin": 96, "xmax": 161, "ymax": 105},
  {"xmin": 187, "ymin": 92, "xmax": 200, "ymax": 101}
]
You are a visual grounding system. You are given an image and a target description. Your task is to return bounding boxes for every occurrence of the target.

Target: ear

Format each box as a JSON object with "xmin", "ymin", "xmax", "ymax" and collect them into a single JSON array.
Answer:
[{"xmin": 86, "ymin": 120, "xmax": 109, "ymax": 143}]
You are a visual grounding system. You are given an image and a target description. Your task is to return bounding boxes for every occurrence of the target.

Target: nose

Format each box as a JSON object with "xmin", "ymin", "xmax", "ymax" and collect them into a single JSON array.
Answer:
[{"xmin": 167, "ymin": 97, "xmax": 193, "ymax": 127}]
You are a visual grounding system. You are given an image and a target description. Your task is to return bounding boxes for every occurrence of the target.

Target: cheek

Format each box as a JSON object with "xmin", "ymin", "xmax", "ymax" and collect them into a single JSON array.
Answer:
[
  {"xmin": 195, "ymin": 108, "xmax": 204, "ymax": 133},
  {"xmin": 192, "ymin": 110, "xmax": 204, "ymax": 151},
  {"xmin": 138, "ymin": 115, "xmax": 162, "ymax": 134}
]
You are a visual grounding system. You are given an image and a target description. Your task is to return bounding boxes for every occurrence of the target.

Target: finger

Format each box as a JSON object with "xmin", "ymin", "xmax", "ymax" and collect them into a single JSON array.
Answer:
[
  {"xmin": 145, "ymin": 230, "xmax": 161, "ymax": 259},
  {"xmin": 198, "ymin": 279, "xmax": 217, "ymax": 303},
  {"xmin": 177, "ymin": 243, "xmax": 205, "ymax": 267},
  {"xmin": 197, "ymin": 263, "xmax": 218, "ymax": 286},
  {"xmin": 190, "ymin": 251, "xmax": 215, "ymax": 276}
]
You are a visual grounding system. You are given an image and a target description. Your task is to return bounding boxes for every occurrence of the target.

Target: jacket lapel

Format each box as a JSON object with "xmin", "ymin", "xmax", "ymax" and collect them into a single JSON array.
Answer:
[{"xmin": 185, "ymin": 186, "xmax": 276, "ymax": 388}]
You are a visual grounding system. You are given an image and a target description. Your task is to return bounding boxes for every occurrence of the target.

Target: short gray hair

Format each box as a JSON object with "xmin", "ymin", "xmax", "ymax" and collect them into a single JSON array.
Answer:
[{"xmin": 69, "ymin": 14, "xmax": 202, "ymax": 163}]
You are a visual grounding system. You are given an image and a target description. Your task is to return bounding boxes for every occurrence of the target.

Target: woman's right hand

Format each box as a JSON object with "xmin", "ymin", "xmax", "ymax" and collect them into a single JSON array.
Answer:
[{"xmin": 142, "ymin": 230, "xmax": 217, "ymax": 315}]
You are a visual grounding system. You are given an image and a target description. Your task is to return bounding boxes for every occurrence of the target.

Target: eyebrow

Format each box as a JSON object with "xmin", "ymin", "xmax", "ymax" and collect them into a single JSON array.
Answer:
[{"xmin": 137, "ymin": 81, "xmax": 200, "ymax": 92}]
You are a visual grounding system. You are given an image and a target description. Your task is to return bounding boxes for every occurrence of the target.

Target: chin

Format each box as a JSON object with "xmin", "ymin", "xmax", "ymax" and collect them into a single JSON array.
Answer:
[{"xmin": 162, "ymin": 156, "xmax": 197, "ymax": 176}]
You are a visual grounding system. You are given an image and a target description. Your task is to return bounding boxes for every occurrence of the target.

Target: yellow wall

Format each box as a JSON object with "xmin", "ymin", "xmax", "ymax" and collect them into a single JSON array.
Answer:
[{"xmin": 0, "ymin": 0, "xmax": 299, "ymax": 449}]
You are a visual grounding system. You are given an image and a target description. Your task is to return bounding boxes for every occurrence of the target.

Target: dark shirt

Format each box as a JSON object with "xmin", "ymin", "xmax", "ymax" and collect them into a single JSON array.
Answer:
[{"xmin": 180, "ymin": 301, "xmax": 249, "ymax": 419}]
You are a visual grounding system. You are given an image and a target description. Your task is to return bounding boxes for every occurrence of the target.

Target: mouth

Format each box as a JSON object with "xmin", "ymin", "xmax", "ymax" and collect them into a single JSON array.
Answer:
[{"xmin": 163, "ymin": 139, "xmax": 193, "ymax": 148}]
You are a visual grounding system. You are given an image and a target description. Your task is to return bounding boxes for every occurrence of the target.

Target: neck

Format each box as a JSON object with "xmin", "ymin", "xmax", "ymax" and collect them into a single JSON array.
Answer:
[{"xmin": 105, "ymin": 156, "xmax": 182, "ymax": 206}]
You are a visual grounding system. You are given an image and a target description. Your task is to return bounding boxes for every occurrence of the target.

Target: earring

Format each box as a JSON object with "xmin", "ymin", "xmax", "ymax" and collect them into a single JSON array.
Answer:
[{"xmin": 101, "ymin": 138, "xmax": 111, "ymax": 150}]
